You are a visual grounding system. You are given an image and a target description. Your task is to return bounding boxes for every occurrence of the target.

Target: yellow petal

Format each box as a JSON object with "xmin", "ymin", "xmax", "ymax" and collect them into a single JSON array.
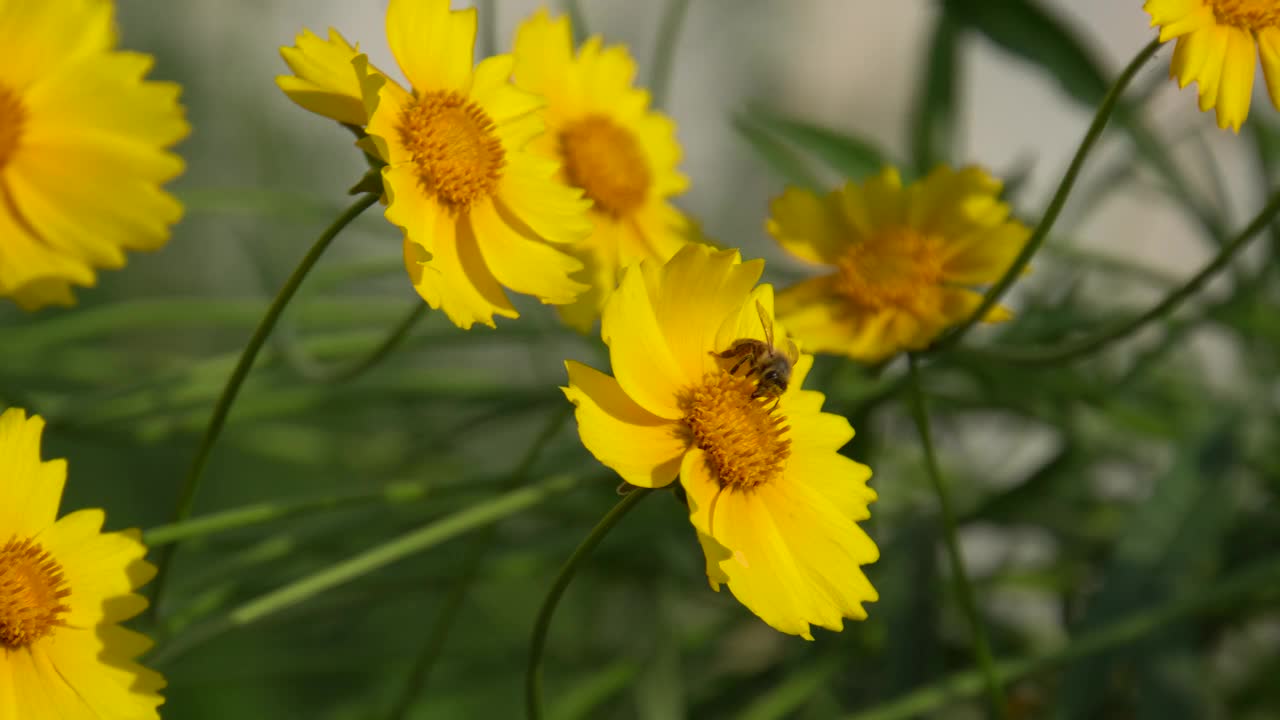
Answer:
[
  {"xmin": 652, "ymin": 244, "xmax": 764, "ymax": 383},
  {"xmin": 0, "ymin": 0, "xmax": 115, "ymax": 90},
  {"xmin": 775, "ymin": 275, "xmax": 861, "ymax": 356},
  {"xmin": 563, "ymin": 361, "xmax": 686, "ymax": 488},
  {"xmin": 496, "ymin": 151, "xmax": 592, "ymax": 246},
  {"xmin": 1145, "ymin": 0, "xmax": 1215, "ymax": 42},
  {"xmin": 1215, "ymin": 25, "xmax": 1257, "ymax": 132},
  {"xmin": 1260, "ymin": 27, "xmax": 1280, "ymax": 111},
  {"xmin": 400, "ymin": 208, "xmax": 517, "ymax": 330},
  {"xmin": 39, "ymin": 625, "xmax": 165, "ymax": 719},
  {"xmin": 470, "ymin": 55, "xmax": 543, "ymax": 124},
  {"xmin": 386, "ymin": 0, "xmax": 475, "ymax": 94},
  {"xmin": 1195, "ymin": 25, "xmax": 1231, "ymax": 112},
  {"xmin": 39, "ymin": 515, "xmax": 154, "ymax": 627},
  {"xmin": 511, "ymin": 8, "xmax": 575, "ymax": 102},
  {"xmin": 712, "ymin": 284, "xmax": 777, "ymax": 354},
  {"xmin": 0, "ymin": 408, "xmax": 65, "ymax": 538},
  {"xmin": 364, "ymin": 79, "xmax": 414, "ymax": 165},
  {"xmin": 468, "ymin": 198, "xmax": 586, "ymax": 305},
  {"xmin": 276, "ymin": 28, "xmax": 370, "ymax": 126},
  {"xmin": 940, "ymin": 220, "xmax": 1029, "ymax": 285},
  {"xmin": 600, "ymin": 262, "xmax": 688, "ymax": 419},
  {"xmin": 766, "ymin": 186, "xmax": 852, "ymax": 265},
  {"xmin": 9, "ymin": 645, "xmax": 93, "ymax": 719}
]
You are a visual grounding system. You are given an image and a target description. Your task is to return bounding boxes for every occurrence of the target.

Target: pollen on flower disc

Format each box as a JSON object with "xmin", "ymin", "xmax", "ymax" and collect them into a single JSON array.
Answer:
[
  {"xmin": 559, "ymin": 114, "xmax": 652, "ymax": 217},
  {"xmin": 684, "ymin": 371, "xmax": 791, "ymax": 490},
  {"xmin": 0, "ymin": 536, "xmax": 71, "ymax": 649},
  {"xmin": 399, "ymin": 90, "xmax": 506, "ymax": 212},
  {"xmin": 1210, "ymin": 0, "xmax": 1280, "ymax": 29}
]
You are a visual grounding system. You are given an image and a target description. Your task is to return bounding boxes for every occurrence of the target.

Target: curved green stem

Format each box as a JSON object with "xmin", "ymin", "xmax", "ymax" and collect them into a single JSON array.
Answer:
[
  {"xmin": 388, "ymin": 407, "xmax": 573, "ymax": 720},
  {"xmin": 906, "ymin": 355, "xmax": 1005, "ymax": 719},
  {"xmin": 844, "ymin": 554, "xmax": 1280, "ymax": 720},
  {"xmin": 149, "ymin": 473, "xmax": 582, "ymax": 666},
  {"xmin": 927, "ymin": 39, "xmax": 1161, "ymax": 355},
  {"xmin": 149, "ymin": 193, "xmax": 379, "ymax": 618},
  {"xmin": 966, "ymin": 187, "xmax": 1280, "ymax": 366},
  {"xmin": 526, "ymin": 487, "xmax": 653, "ymax": 720},
  {"xmin": 283, "ymin": 302, "xmax": 429, "ymax": 384},
  {"xmin": 650, "ymin": 0, "xmax": 692, "ymax": 109}
]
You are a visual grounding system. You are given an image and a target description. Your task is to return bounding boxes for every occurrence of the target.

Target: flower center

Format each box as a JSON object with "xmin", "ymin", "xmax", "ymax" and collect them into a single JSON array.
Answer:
[
  {"xmin": 0, "ymin": 85, "xmax": 27, "ymax": 171},
  {"xmin": 0, "ymin": 537, "xmax": 71, "ymax": 649},
  {"xmin": 1211, "ymin": 0, "xmax": 1280, "ymax": 28},
  {"xmin": 683, "ymin": 371, "xmax": 791, "ymax": 491},
  {"xmin": 559, "ymin": 114, "xmax": 651, "ymax": 217},
  {"xmin": 398, "ymin": 91, "xmax": 505, "ymax": 213},
  {"xmin": 833, "ymin": 228, "xmax": 945, "ymax": 314}
]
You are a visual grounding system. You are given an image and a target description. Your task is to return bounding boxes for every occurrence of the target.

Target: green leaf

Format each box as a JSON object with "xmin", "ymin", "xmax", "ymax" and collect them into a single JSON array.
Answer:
[
  {"xmin": 910, "ymin": 14, "xmax": 961, "ymax": 175},
  {"xmin": 942, "ymin": 0, "xmax": 1107, "ymax": 107},
  {"xmin": 732, "ymin": 114, "xmax": 824, "ymax": 189},
  {"xmin": 741, "ymin": 110, "xmax": 889, "ymax": 181}
]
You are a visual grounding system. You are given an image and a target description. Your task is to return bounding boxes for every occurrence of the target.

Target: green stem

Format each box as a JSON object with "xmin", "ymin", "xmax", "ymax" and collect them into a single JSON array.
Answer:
[
  {"xmin": 926, "ymin": 39, "xmax": 1161, "ymax": 354},
  {"xmin": 148, "ymin": 193, "xmax": 379, "ymax": 618},
  {"xmin": 149, "ymin": 473, "xmax": 582, "ymax": 666},
  {"xmin": 526, "ymin": 487, "xmax": 653, "ymax": 720},
  {"xmin": 966, "ymin": 187, "xmax": 1280, "ymax": 366},
  {"xmin": 388, "ymin": 407, "xmax": 573, "ymax": 720},
  {"xmin": 478, "ymin": 0, "xmax": 497, "ymax": 57},
  {"xmin": 844, "ymin": 555, "xmax": 1280, "ymax": 720},
  {"xmin": 565, "ymin": 0, "xmax": 589, "ymax": 44},
  {"xmin": 285, "ymin": 302, "xmax": 429, "ymax": 384},
  {"xmin": 650, "ymin": 0, "xmax": 692, "ymax": 109},
  {"xmin": 142, "ymin": 481, "xmax": 430, "ymax": 548},
  {"xmin": 906, "ymin": 355, "xmax": 1004, "ymax": 719}
]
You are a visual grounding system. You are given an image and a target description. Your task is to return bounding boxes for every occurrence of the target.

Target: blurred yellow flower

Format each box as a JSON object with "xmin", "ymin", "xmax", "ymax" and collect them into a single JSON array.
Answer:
[
  {"xmin": 770, "ymin": 166, "xmax": 1028, "ymax": 363},
  {"xmin": 512, "ymin": 10, "xmax": 693, "ymax": 331},
  {"xmin": 0, "ymin": 408, "xmax": 164, "ymax": 719},
  {"xmin": 563, "ymin": 244, "xmax": 878, "ymax": 638},
  {"xmin": 0, "ymin": 0, "xmax": 187, "ymax": 310},
  {"xmin": 276, "ymin": 28, "xmax": 371, "ymax": 127},
  {"xmin": 1146, "ymin": 0, "xmax": 1280, "ymax": 132}
]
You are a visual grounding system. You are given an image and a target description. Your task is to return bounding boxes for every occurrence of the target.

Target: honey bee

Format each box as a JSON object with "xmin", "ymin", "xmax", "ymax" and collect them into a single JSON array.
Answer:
[{"xmin": 712, "ymin": 300, "xmax": 799, "ymax": 401}]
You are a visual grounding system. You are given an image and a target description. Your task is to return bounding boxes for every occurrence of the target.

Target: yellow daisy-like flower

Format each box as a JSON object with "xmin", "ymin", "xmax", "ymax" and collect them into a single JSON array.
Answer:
[
  {"xmin": 276, "ymin": 28, "xmax": 370, "ymax": 127},
  {"xmin": 563, "ymin": 244, "xmax": 879, "ymax": 638},
  {"xmin": 278, "ymin": 0, "xmax": 593, "ymax": 330},
  {"xmin": 0, "ymin": 0, "xmax": 187, "ymax": 311},
  {"xmin": 769, "ymin": 166, "xmax": 1029, "ymax": 364},
  {"xmin": 511, "ymin": 10, "xmax": 692, "ymax": 331},
  {"xmin": 1146, "ymin": 0, "xmax": 1280, "ymax": 132},
  {"xmin": 0, "ymin": 408, "xmax": 164, "ymax": 719}
]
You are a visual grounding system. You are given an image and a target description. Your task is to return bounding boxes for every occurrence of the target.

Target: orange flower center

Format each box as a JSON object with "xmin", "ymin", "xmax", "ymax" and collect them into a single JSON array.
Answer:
[
  {"xmin": 1211, "ymin": 0, "xmax": 1280, "ymax": 28},
  {"xmin": 833, "ymin": 228, "xmax": 945, "ymax": 314},
  {"xmin": 0, "ymin": 85, "xmax": 27, "ymax": 171},
  {"xmin": 398, "ymin": 91, "xmax": 505, "ymax": 213},
  {"xmin": 0, "ymin": 537, "xmax": 71, "ymax": 649},
  {"xmin": 559, "ymin": 114, "xmax": 651, "ymax": 217},
  {"xmin": 683, "ymin": 371, "xmax": 791, "ymax": 491}
]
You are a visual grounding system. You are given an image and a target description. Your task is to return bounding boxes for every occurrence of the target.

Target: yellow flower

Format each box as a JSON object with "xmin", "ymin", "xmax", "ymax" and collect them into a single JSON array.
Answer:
[
  {"xmin": 1146, "ymin": 0, "xmax": 1280, "ymax": 132},
  {"xmin": 563, "ymin": 244, "xmax": 879, "ymax": 638},
  {"xmin": 278, "ymin": 0, "xmax": 593, "ymax": 330},
  {"xmin": 0, "ymin": 408, "xmax": 164, "ymax": 719},
  {"xmin": 0, "ymin": 0, "xmax": 188, "ymax": 311},
  {"xmin": 511, "ymin": 9, "xmax": 692, "ymax": 331},
  {"xmin": 769, "ymin": 166, "xmax": 1029, "ymax": 363},
  {"xmin": 276, "ymin": 28, "xmax": 371, "ymax": 127}
]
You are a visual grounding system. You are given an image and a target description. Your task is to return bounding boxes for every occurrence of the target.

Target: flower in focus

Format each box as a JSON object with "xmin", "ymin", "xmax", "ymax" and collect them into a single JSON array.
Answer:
[
  {"xmin": 1146, "ymin": 0, "xmax": 1280, "ymax": 132},
  {"xmin": 511, "ymin": 9, "xmax": 693, "ymax": 331},
  {"xmin": 276, "ymin": 28, "xmax": 371, "ymax": 126},
  {"xmin": 0, "ymin": 0, "xmax": 188, "ymax": 310},
  {"xmin": 278, "ymin": 0, "xmax": 593, "ymax": 330},
  {"xmin": 769, "ymin": 166, "xmax": 1029, "ymax": 364},
  {"xmin": 563, "ymin": 244, "xmax": 879, "ymax": 638},
  {"xmin": 0, "ymin": 408, "xmax": 164, "ymax": 718}
]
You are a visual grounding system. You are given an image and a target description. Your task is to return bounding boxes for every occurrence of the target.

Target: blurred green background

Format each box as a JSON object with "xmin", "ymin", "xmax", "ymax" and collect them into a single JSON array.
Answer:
[{"xmin": 2, "ymin": 1, "xmax": 1279, "ymax": 718}]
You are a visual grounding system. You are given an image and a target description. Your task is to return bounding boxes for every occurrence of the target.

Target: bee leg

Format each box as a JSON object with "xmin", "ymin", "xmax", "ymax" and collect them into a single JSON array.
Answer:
[{"xmin": 728, "ymin": 353, "xmax": 754, "ymax": 376}]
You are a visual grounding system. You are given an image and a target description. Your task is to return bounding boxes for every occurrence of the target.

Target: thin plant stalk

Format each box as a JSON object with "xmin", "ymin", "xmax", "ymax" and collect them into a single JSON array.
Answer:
[
  {"xmin": 526, "ymin": 488, "xmax": 654, "ymax": 720},
  {"xmin": 149, "ymin": 193, "xmax": 380, "ymax": 618},
  {"xmin": 650, "ymin": 0, "xmax": 692, "ymax": 109},
  {"xmin": 906, "ymin": 355, "xmax": 1005, "ymax": 718}
]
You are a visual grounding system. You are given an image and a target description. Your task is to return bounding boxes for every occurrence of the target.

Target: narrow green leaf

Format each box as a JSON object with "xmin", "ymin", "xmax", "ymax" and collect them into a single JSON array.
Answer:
[
  {"xmin": 731, "ymin": 114, "xmax": 824, "ymax": 189},
  {"xmin": 910, "ymin": 14, "xmax": 961, "ymax": 175},
  {"xmin": 943, "ymin": 0, "xmax": 1107, "ymax": 107},
  {"xmin": 743, "ymin": 110, "xmax": 888, "ymax": 181}
]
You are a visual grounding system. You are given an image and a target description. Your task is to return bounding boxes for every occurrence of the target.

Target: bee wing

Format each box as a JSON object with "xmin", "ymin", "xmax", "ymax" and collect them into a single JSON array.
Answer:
[{"xmin": 755, "ymin": 299, "xmax": 775, "ymax": 349}]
